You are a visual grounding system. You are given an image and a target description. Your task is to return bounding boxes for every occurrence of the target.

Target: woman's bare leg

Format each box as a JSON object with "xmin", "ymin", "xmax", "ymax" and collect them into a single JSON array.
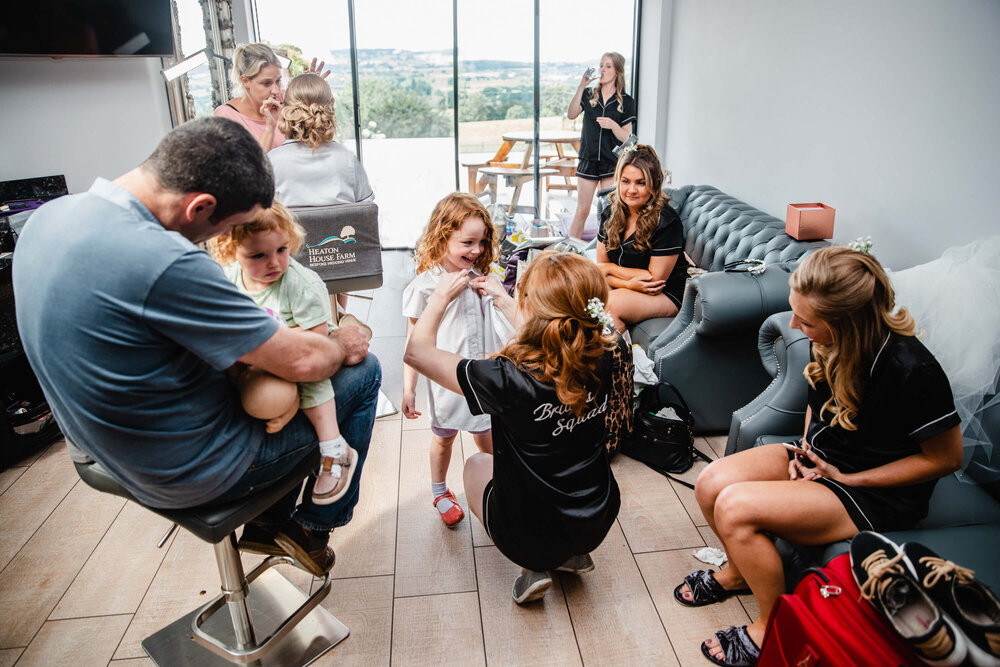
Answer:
[
  {"xmin": 472, "ymin": 430, "xmax": 493, "ymax": 455},
  {"xmin": 463, "ymin": 452, "xmax": 493, "ymax": 525},
  {"xmin": 606, "ymin": 289, "xmax": 678, "ymax": 331},
  {"xmin": 703, "ymin": 479, "xmax": 857, "ymax": 659},
  {"xmin": 569, "ymin": 177, "xmax": 599, "ymax": 239}
]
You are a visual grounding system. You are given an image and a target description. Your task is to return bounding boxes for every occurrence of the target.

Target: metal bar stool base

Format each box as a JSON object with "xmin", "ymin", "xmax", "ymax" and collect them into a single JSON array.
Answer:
[{"xmin": 142, "ymin": 568, "xmax": 349, "ymax": 666}]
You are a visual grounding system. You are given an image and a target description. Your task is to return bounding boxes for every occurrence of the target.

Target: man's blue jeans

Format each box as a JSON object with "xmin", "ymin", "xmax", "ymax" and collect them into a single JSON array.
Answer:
[{"xmin": 212, "ymin": 354, "xmax": 381, "ymax": 532}]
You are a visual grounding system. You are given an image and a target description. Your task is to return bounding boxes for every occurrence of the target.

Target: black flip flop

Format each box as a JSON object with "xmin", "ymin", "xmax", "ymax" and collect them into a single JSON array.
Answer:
[
  {"xmin": 673, "ymin": 569, "xmax": 750, "ymax": 607},
  {"xmin": 700, "ymin": 625, "xmax": 760, "ymax": 667}
]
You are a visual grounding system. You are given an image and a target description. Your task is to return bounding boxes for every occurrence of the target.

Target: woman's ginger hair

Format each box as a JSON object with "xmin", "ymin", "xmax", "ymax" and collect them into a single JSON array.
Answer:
[
  {"xmin": 790, "ymin": 246, "xmax": 917, "ymax": 431},
  {"xmin": 209, "ymin": 201, "xmax": 306, "ymax": 265},
  {"xmin": 501, "ymin": 252, "xmax": 616, "ymax": 417},
  {"xmin": 279, "ymin": 73, "xmax": 337, "ymax": 151},
  {"xmin": 588, "ymin": 52, "xmax": 626, "ymax": 112},
  {"xmin": 413, "ymin": 193, "xmax": 497, "ymax": 275},
  {"xmin": 230, "ymin": 43, "xmax": 282, "ymax": 99},
  {"xmin": 603, "ymin": 144, "xmax": 668, "ymax": 253}
]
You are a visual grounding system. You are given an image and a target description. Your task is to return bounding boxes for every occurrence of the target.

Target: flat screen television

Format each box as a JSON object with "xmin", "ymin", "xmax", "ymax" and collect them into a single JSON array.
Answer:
[{"xmin": 2, "ymin": 1, "xmax": 174, "ymax": 57}]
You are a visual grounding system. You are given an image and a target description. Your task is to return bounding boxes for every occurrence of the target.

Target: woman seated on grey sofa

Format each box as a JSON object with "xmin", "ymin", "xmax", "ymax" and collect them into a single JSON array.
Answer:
[
  {"xmin": 595, "ymin": 144, "xmax": 689, "ymax": 332},
  {"xmin": 679, "ymin": 247, "xmax": 963, "ymax": 667}
]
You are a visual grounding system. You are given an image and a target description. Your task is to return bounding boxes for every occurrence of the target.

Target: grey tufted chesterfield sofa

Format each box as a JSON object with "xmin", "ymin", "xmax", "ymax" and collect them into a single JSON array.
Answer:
[{"xmin": 630, "ymin": 185, "xmax": 829, "ymax": 432}]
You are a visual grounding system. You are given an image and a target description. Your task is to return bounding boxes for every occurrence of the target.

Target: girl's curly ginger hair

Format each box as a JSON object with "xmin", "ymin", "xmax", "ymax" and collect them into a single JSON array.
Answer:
[
  {"xmin": 209, "ymin": 200, "xmax": 306, "ymax": 265},
  {"xmin": 413, "ymin": 193, "xmax": 497, "ymax": 275}
]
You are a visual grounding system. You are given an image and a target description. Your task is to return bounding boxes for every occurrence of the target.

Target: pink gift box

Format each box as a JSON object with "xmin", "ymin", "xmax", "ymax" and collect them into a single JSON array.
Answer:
[{"xmin": 786, "ymin": 203, "xmax": 835, "ymax": 240}]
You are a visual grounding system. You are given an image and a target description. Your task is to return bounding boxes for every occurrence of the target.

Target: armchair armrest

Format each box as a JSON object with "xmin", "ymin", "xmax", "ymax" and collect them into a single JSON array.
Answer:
[
  {"xmin": 726, "ymin": 311, "xmax": 812, "ymax": 455},
  {"xmin": 648, "ymin": 263, "xmax": 797, "ymax": 353}
]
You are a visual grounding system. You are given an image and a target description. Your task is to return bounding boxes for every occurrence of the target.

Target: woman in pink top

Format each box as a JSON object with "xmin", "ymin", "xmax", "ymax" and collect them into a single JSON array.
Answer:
[{"xmin": 214, "ymin": 43, "xmax": 286, "ymax": 152}]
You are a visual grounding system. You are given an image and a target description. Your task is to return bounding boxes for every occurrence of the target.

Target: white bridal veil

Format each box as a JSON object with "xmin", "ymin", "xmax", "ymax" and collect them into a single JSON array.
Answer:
[{"xmin": 888, "ymin": 235, "xmax": 1000, "ymax": 483}]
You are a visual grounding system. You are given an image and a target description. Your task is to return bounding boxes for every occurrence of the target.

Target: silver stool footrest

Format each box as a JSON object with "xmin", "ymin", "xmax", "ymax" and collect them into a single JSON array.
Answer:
[{"xmin": 142, "ymin": 562, "xmax": 348, "ymax": 666}]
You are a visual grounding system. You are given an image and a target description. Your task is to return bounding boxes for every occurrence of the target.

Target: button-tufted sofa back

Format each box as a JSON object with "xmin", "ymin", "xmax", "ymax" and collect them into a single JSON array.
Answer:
[{"xmin": 667, "ymin": 185, "xmax": 829, "ymax": 272}]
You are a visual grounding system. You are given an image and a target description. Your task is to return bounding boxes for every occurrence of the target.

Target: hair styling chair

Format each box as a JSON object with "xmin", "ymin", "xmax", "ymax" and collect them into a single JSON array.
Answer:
[{"xmin": 68, "ymin": 441, "xmax": 348, "ymax": 665}]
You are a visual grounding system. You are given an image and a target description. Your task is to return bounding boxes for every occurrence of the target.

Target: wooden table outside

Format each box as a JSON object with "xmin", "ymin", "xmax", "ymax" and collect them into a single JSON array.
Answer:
[{"xmin": 464, "ymin": 130, "xmax": 581, "ymax": 196}]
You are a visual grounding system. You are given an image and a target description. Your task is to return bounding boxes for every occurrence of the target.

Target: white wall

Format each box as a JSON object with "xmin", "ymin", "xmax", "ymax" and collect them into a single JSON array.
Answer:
[
  {"xmin": 0, "ymin": 57, "xmax": 172, "ymax": 194},
  {"xmin": 661, "ymin": 0, "xmax": 1000, "ymax": 269}
]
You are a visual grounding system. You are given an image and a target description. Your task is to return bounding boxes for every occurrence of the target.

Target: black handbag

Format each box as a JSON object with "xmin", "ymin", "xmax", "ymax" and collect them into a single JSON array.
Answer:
[{"xmin": 622, "ymin": 381, "xmax": 710, "ymax": 487}]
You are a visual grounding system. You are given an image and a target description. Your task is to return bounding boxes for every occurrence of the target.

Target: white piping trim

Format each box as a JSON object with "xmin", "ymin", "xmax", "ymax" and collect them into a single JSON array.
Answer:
[
  {"xmin": 870, "ymin": 334, "xmax": 891, "ymax": 375},
  {"xmin": 463, "ymin": 361, "xmax": 487, "ymax": 414},
  {"xmin": 908, "ymin": 411, "xmax": 958, "ymax": 437},
  {"xmin": 823, "ymin": 478, "xmax": 875, "ymax": 531}
]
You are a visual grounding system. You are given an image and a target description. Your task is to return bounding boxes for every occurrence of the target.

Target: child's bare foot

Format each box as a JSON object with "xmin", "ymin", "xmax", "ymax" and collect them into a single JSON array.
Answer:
[{"xmin": 266, "ymin": 403, "xmax": 299, "ymax": 433}]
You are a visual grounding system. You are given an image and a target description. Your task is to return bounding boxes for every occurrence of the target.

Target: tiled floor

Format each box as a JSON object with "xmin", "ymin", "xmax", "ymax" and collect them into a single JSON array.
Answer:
[{"xmin": 0, "ymin": 250, "xmax": 755, "ymax": 666}]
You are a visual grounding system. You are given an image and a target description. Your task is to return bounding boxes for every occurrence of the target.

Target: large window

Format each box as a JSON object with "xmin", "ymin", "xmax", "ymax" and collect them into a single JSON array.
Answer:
[{"xmin": 247, "ymin": 0, "xmax": 636, "ymax": 247}]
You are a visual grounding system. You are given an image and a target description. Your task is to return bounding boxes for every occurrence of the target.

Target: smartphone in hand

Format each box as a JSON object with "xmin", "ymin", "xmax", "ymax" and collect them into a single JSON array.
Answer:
[{"xmin": 783, "ymin": 440, "xmax": 817, "ymax": 468}]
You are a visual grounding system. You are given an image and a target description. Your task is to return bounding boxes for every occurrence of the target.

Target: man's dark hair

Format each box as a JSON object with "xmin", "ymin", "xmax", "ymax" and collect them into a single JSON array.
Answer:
[{"xmin": 143, "ymin": 117, "xmax": 274, "ymax": 221}]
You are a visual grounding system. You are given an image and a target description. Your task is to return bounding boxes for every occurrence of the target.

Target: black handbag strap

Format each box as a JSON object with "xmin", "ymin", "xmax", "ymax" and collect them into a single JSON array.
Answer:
[
  {"xmin": 643, "ymin": 446, "xmax": 712, "ymax": 489},
  {"xmin": 652, "ymin": 381, "xmax": 693, "ymax": 423}
]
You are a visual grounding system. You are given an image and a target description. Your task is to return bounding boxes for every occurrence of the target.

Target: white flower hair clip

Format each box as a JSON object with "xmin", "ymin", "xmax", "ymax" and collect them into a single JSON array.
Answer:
[
  {"xmin": 620, "ymin": 141, "xmax": 639, "ymax": 154},
  {"xmin": 587, "ymin": 297, "xmax": 615, "ymax": 333}
]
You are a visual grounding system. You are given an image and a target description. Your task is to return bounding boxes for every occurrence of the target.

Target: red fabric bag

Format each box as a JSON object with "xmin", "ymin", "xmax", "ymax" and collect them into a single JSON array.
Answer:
[{"xmin": 758, "ymin": 553, "xmax": 923, "ymax": 667}]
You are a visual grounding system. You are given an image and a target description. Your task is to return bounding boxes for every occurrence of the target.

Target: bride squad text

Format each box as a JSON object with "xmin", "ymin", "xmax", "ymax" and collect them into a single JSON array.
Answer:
[{"xmin": 534, "ymin": 393, "xmax": 608, "ymax": 437}]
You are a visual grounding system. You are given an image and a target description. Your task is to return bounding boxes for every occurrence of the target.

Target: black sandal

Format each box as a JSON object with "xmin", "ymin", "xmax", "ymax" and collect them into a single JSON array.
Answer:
[
  {"xmin": 700, "ymin": 625, "xmax": 760, "ymax": 666},
  {"xmin": 673, "ymin": 569, "xmax": 750, "ymax": 607}
]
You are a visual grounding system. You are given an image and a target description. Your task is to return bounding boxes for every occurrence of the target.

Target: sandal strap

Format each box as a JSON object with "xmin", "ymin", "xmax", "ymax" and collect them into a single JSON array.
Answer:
[
  {"xmin": 433, "ymin": 489, "xmax": 457, "ymax": 507},
  {"xmin": 684, "ymin": 569, "xmax": 727, "ymax": 604},
  {"xmin": 715, "ymin": 625, "xmax": 760, "ymax": 666}
]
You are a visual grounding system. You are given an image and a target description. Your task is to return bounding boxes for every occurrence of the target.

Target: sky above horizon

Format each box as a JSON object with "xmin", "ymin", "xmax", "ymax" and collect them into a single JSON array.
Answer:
[{"xmin": 250, "ymin": 0, "xmax": 633, "ymax": 65}]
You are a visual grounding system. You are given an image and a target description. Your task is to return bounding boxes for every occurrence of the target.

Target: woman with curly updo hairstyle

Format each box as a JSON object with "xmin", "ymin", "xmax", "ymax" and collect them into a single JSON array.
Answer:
[
  {"xmin": 279, "ymin": 73, "xmax": 337, "ymax": 150},
  {"xmin": 269, "ymin": 73, "xmax": 373, "ymax": 207},
  {"xmin": 596, "ymin": 144, "xmax": 689, "ymax": 331},
  {"xmin": 269, "ymin": 72, "xmax": 374, "ymax": 315},
  {"xmin": 682, "ymin": 246, "xmax": 963, "ymax": 665},
  {"xmin": 405, "ymin": 250, "xmax": 630, "ymax": 605}
]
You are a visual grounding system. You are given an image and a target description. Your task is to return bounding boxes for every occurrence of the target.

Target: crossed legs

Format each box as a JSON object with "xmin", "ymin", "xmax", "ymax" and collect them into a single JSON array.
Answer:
[{"xmin": 690, "ymin": 443, "xmax": 858, "ymax": 661}]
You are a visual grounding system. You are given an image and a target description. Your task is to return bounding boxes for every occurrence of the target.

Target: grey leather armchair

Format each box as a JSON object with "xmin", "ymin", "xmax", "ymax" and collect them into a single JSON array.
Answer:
[{"xmin": 633, "ymin": 185, "xmax": 829, "ymax": 432}]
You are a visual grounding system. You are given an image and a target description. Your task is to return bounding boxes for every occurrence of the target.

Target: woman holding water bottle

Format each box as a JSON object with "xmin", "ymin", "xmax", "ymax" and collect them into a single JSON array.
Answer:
[{"xmin": 567, "ymin": 52, "xmax": 636, "ymax": 239}]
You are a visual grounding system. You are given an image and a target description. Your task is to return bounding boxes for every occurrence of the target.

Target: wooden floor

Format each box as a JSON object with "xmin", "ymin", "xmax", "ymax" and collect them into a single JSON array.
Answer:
[{"xmin": 0, "ymin": 251, "xmax": 757, "ymax": 666}]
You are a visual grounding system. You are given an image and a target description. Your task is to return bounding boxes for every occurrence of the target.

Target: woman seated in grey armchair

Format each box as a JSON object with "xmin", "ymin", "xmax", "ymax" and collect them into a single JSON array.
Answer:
[
  {"xmin": 595, "ymin": 144, "xmax": 689, "ymax": 332},
  {"xmin": 678, "ymin": 247, "xmax": 964, "ymax": 666}
]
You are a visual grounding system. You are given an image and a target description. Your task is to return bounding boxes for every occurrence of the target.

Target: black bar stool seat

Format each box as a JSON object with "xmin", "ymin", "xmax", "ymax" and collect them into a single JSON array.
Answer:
[{"xmin": 71, "ymin": 443, "xmax": 349, "ymax": 666}]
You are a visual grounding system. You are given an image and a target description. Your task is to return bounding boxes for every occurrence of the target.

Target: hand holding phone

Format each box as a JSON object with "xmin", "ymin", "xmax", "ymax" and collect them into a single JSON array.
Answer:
[{"xmin": 782, "ymin": 440, "xmax": 808, "ymax": 455}]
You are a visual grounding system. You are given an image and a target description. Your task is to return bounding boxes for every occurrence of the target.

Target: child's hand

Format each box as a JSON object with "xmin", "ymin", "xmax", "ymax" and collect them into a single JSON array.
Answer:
[
  {"xmin": 402, "ymin": 390, "xmax": 421, "ymax": 419},
  {"xmin": 469, "ymin": 275, "xmax": 507, "ymax": 299},
  {"xmin": 432, "ymin": 270, "xmax": 470, "ymax": 303}
]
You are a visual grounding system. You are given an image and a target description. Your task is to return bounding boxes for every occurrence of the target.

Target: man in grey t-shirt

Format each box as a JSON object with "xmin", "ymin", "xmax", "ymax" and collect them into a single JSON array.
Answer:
[{"xmin": 13, "ymin": 117, "xmax": 380, "ymax": 577}]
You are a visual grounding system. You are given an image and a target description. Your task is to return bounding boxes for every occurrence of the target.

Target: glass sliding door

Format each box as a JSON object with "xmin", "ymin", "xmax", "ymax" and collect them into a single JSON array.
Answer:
[
  {"xmin": 456, "ymin": 0, "xmax": 535, "ymax": 218},
  {"xmin": 251, "ymin": 0, "xmax": 637, "ymax": 246},
  {"xmin": 538, "ymin": 0, "xmax": 636, "ymax": 236},
  {"xmin": 353, "ymin": 0, "xmax": 456, "ymax": 248},
  {"xmin": 254, "ymin": 0, "xmax": 356, "ymax": 147}
]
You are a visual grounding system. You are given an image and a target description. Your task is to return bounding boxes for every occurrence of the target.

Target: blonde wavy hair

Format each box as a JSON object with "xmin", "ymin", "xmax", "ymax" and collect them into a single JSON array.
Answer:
[
  {"xmin": 413, "ymin": 193, "xmax": 497, "ymax": 275},
  {"xmin": 501, "ymin": 252, "xmax": 616, "ymax": 417},
  {"xmin": 790, "ymin": 246, "xmax": 917, "ymax": 431},
  {"xmin": 588, "ymin": 51, "xmax": 626, "ymax": 112},
  {"xmin": 209, "ymin": 201, "xmax": 306, "ymax": 265},
  {"xmin": 230, "ymin": 43, "xmax": 282, "ymax": 99},
  {"xmin": 279, "ymin": 73, "xmax": 337, "ymax": 151},
  {"xmin": 602, "ymin": 144, "xmax": 668, "ymax": 253}
]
